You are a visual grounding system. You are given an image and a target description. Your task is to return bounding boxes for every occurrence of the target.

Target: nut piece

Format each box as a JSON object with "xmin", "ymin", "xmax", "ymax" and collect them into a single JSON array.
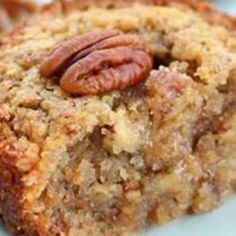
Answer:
[{"xmin": 40, "ymin": 29, "xmax": 153, "ymax": 95}]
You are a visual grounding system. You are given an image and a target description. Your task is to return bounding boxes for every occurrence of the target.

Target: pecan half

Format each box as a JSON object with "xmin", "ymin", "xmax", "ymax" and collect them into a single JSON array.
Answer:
[{"xmin": 40, "ymin": 29, "xmax": 153, "ymax": 95}]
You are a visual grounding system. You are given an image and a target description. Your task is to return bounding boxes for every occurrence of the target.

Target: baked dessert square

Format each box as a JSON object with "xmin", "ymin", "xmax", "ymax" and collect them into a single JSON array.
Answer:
[
  {"xmin": 0, "ymin": 0, "xmax": 236, "ymax": 235},
  {"xmin": 0, "ymin": 0, "xmax": 38, "ymax": 34}
]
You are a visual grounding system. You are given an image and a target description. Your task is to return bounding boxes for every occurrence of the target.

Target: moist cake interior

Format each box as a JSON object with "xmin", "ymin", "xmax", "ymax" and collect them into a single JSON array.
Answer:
[{"xmin": 0, "ymin": 4, "xmax": 236, "ymax": 236}]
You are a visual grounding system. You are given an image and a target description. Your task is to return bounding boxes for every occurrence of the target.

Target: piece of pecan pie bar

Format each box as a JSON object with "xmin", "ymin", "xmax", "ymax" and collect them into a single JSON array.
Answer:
[{"xmin": 0, "ymin": 0, "xmax": 236, "ymax": 235}]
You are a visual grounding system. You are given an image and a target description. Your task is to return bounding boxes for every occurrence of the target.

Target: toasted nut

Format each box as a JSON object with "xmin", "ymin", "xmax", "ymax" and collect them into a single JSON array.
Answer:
[
  {"xmin": 40, "ymin": 29, "xmax": 121, "ymax": 78},
  {"xmin": 40, "ymin": 29, "xmax": 153, "ymax": 95}
]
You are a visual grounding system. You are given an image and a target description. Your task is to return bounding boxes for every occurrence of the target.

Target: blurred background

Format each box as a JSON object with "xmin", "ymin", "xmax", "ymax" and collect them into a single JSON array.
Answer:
[{"xmin": 215, "ymin": 0, "xmax": 236, "ymax": 14}]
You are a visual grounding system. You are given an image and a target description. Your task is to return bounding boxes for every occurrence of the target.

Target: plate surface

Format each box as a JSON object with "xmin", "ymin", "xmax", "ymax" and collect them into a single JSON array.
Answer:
[{"xmin": 0, "ymin": 0, "xmax": 236, "ymax": 235}]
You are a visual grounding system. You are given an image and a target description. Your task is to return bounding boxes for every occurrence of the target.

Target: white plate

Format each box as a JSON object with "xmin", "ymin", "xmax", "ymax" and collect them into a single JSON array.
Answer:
[{"xmin": 0, "ymin": 1, "xmax": 236, "ymax": 235}]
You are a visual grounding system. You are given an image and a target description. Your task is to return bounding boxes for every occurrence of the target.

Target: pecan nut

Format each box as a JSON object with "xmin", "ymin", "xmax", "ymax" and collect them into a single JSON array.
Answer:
[{"xmin": 40, "ymin": 29, "xmax": 153, "ymax": 95}]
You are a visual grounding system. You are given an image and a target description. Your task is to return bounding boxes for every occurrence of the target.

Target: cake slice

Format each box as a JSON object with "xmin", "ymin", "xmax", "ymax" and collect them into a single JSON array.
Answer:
[{"xmin": 0, "ymin": 1, "xmax": 236, "ymax": 235}]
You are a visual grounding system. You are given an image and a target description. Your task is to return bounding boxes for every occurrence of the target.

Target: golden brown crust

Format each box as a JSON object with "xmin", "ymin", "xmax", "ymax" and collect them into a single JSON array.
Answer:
[
  {"xmin": 0, "ymin": 0, "xmax": 38, "ymax": 14},
  {"xmin": 0, "ymin": 122, "xmax": 48, "ymax": 236}
]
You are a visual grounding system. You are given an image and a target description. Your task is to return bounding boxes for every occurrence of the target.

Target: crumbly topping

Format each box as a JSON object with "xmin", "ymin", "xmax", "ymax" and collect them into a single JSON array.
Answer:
[{"xmin": 0, "ymin": 3, "xmax": 236, "ymax": 236}]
